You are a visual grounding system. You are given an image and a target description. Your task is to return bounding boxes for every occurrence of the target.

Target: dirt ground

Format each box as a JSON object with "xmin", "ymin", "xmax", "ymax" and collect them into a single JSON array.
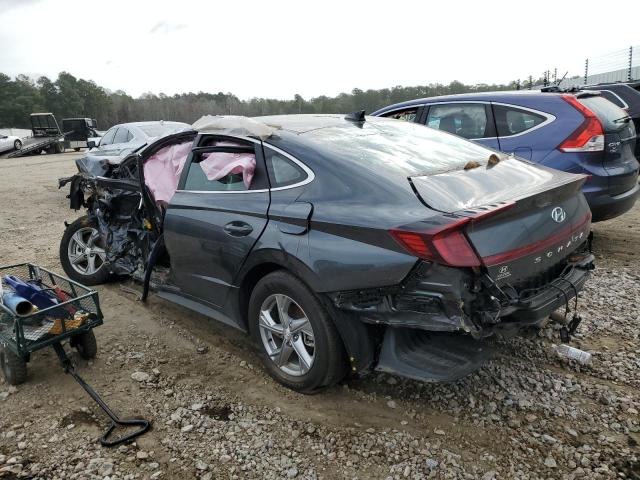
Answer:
[{"xmin": 0, "ymin": 152, "xmax": 638, "ymax": 480}]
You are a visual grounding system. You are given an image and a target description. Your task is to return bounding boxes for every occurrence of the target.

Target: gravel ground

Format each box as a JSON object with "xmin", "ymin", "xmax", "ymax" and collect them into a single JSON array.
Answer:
[{"xmin": 0, "ymin": 152, "xmax": 638, "ymax": 480}]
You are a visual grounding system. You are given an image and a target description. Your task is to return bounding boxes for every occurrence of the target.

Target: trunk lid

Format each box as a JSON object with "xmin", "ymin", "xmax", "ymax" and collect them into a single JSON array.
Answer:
[{"xmin": 410, "ymin": 159, "xmax": 590, "ymax": 285}]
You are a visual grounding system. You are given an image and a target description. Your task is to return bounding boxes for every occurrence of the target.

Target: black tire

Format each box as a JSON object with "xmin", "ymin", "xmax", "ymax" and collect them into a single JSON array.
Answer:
[
  {"xmin": 55, "ymin": 143, "xmax": 64, "ymax": 154},
  {"xmin": 248, "ymin": 270, "xmax": 347, "ymax": 393},
  {"xmin": 74, "ymin": 147, "xmax": 81, "ymax": 152},
  {"xmin": 59, "ymin": 216, "xmax": 111, "ymax": 285},
  {"xmin": 14, "ymin": 139, "xmax": 22, "ymax": 150},
  {"xmin": 1, "ymin": 347, "xmax": 27, "ymax": 386},
  {"xmin": 72, "ymin": 331, "xmax": 97, "ymax": 360}
]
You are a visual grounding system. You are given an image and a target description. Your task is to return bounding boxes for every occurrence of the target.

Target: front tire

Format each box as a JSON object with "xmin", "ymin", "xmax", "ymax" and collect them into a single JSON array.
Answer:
[
  {"xmin": 60, "ymin": 216, "xmax": 110, "ymax": 285},
  {"xmin": 14, "ymin": 139, "xmax": 22, "ymax": 151},
  {"xmin": 249, "ymin": 270, "xmax": 347, "ymax": 393}
]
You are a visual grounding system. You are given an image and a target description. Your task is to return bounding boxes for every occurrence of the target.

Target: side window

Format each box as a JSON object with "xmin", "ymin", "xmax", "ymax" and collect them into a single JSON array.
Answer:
[
  {"xmin": 425, "ymin": 104, "xmax": 488, "ymax": 139},
  {"xmin": 383, "ymin": 108, "xmax": 418, "ymax": 122},
  {"xmin": 265, "ymin": 149, "xmax": 308, "ymax": 188},
  {"xmin": 493, "ymin": 105, "xmax": 546, "ymax": 136},
  {"xmin": 183, "ymin": 142, "xmax": 260, "ymax": 192},
  {"xmin": 100, "ymin": 128, "xmax": 117, "ymax": 146},
  {"xmin": 113, "ymin": 127, "xmax": 130, "ymax": 144}
]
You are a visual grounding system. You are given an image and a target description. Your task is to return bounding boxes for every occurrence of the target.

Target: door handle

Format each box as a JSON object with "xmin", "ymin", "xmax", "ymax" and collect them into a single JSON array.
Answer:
[{"xmin": 224, "ymin": 221, "xmax": 253, "ymax": 237}]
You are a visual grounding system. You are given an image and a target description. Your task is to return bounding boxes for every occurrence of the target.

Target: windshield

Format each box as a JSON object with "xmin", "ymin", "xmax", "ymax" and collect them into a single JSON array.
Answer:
[
  {"xmin": 302, "ymin": 117, "xmax": 498, "ymax": 176},
  {"xmin": 139, "ymin": 123, "xmax": 188, "ymax": 138}
]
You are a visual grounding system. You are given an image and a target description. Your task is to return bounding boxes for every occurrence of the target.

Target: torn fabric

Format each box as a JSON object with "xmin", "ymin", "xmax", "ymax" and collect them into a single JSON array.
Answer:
[{"xmin": 192, "ymin": 115, "xmax": 275, "ymax": 140}]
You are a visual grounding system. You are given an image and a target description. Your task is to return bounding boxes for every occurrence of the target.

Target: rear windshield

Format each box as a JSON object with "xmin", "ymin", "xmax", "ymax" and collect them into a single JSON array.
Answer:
[
  {"xmin": 578, "ymin": 96, "xmax": 630, "ymax": 132},
  {"xmin": 303, "ymin": 117, "xmax": 497, "ymax": 176},
  {"xmin": 139, "ymin": 123, "xmax": 187, "ymax": 138}
]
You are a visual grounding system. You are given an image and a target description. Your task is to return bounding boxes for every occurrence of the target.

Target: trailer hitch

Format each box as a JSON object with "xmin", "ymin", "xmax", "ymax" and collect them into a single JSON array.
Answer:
[{"xmin": 52, "ymin": 342, "xmax": 150, "ymax": 447}]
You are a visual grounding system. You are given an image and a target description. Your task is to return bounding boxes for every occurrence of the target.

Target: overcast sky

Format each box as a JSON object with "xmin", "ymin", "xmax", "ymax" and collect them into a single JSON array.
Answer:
[{"xmin": 1, "ymin": 0, "xmax": 639, "ymax": 99}]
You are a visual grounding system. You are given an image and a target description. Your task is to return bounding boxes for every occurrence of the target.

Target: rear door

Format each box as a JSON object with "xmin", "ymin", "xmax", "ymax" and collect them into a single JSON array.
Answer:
[
  {"xmin": 423, "ymin": 102, "xmax": 500, "ymax": 150},
  {"xmin": 492, "ymin": 103, "xmax": 553, "ymax": 160},
  {"xmin": 163, "ymin": 135, "xmax": 271, "ymax": 310}
]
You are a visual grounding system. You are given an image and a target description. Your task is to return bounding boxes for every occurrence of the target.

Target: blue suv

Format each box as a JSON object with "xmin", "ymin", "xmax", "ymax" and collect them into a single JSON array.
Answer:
[{"xmin": 372, "ymin": 91, "xmax": 639, "ymax": 221}]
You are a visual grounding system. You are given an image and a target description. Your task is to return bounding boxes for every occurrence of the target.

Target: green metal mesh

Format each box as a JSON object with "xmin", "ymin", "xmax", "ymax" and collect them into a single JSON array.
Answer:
[{"xmin": 0, "ymin": 263, "xmax": 102, "ymax": 357}]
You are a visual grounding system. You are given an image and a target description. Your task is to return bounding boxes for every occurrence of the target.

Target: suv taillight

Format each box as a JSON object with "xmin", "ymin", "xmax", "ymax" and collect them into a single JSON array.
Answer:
[
  {"xmin": 390, "ymin": 203, "xmax": 514, "ymax": 267},
  {"xmin": 559, "ymin": 94, "xmax": 604, "ymax": 152}
]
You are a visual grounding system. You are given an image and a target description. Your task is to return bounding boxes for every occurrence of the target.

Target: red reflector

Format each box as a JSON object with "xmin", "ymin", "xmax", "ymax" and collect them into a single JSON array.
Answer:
[
  {"xmin": 390, "ymin": 230, "xmax": 432, "ymax": 258},
  {"xmin": 559, "ymin": 95, "xmax": 604, "ymax": 152}
]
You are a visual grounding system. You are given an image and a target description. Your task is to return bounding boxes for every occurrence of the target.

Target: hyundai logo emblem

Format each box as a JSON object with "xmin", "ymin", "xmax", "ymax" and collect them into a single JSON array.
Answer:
[{"xmin": 551, "ymin": 207, "xmax": 566, "ymax": 223}]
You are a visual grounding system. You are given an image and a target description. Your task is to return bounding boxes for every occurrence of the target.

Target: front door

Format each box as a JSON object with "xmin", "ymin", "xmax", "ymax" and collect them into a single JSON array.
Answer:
[{"xmin": 163, "ymin": 135, "xmax": 270, "ymax": 310}]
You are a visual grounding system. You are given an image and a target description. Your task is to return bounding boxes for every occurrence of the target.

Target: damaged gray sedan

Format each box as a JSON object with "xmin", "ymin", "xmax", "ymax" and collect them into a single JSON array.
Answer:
[{"xmin": 58, "ymin": 113, "xmax": 594, "ymax": 393}]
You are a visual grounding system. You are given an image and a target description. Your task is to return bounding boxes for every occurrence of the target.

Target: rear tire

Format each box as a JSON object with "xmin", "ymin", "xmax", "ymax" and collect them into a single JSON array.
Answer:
[
  {"xmin": 249, "ymin": 270, "xmax": 347, "ymax": 393},
  {"xmin": 72, "ymin": 331, "xmax": 97, "ymax": 360},
  {"xmin": 60, "ymin": 216, "xmax": 111, "ymax": 285},
  {"xmin": 13, "ymin": 139, "xmax": 22, "ymax": 150},
  {"xmin": 1, "ymin": 347, "xmax": 27, "ymax": 386},
  {"xmin": 74, "ymin": 147, "xmax": 81, "ymax": 152}
]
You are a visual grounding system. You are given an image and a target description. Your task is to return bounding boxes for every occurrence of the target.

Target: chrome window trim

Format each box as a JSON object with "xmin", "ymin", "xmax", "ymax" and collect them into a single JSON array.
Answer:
[
  {"xmin": 175, "ymin": 135, "xmax": 315, "ymax": 194},
  {"xmin": 490, "ymin": 102, "xmax": 556, "ymax": 139},
  {"xmin": 598, "ymin": 89, "xmax": 629, "ymax": 110},
  {"xmin": 262, "ymin": 143, "xmax": 316, "ymax": 191}
]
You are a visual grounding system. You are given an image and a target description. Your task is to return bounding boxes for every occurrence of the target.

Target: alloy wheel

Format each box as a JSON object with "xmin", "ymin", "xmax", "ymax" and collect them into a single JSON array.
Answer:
[
  {"xmin": 258, "ymin": 293, "xmax": 316, "ymax": 376},
  {"xmin": 67, "ymin": 227, "xmax": 107, "ymax": 276}
]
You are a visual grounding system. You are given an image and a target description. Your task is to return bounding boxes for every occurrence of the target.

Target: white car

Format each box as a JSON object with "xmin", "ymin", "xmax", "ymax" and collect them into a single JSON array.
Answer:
[
  {"xmin": 87, "ymin": 121, "xmax": 190, "ymax": 164},
  {"xmin": 0, "ymin": 134, "xmax": 23, "ymax": 153}
]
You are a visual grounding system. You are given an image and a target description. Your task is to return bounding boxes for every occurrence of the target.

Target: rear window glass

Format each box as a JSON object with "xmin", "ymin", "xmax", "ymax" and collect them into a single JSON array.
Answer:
[
  {"xmin": 303, "ymin": 117, "xmax": 497, "ymax": 176},
  {"xmin": 578, "ymin": 96, "xmax": 630, "ymax": 132},
  {"xmin": 599, "ymin": 91, "xmax": 626, "ymax": 109},
  {"xmin": 139, "ymin": 123, "xmax": 186, "ymax": 138}
]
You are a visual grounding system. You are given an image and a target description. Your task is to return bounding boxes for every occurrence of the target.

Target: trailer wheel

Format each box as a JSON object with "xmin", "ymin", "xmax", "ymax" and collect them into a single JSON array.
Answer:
[
  {"xmin": 74, "ymin": 147, "xmax": 81, "ymax": 152},
  {"xmin": 0, "ymin": 346, "xmax": 27, "ymax": 386},
  {"xmin": 72, "ymin": 331, "xmax": 97, "ymax": 360}
]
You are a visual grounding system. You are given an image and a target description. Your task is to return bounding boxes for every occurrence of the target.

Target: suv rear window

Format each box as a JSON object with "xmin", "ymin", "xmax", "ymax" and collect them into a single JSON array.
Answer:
[{"xmin": 578, "ymin": 96, "xmax": 631, "ymax": 132}]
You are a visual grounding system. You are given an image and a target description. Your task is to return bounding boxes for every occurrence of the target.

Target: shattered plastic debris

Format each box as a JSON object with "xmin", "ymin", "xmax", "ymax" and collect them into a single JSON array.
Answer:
[{"xmin": 192, "ymin": 115, "xmax": 275, "ymax": 140}]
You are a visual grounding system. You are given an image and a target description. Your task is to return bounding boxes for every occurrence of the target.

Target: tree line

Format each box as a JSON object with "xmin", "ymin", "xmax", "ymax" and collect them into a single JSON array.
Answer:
[{"xmin": 0, "ymin": 71, "xmax": 519, "ymax": 130}]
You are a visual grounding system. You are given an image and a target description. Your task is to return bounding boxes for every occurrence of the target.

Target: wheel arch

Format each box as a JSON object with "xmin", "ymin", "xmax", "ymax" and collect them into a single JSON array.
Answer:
[{"xmin": 235, "ymin": 252, "xmax": 376, "ymax": 375}]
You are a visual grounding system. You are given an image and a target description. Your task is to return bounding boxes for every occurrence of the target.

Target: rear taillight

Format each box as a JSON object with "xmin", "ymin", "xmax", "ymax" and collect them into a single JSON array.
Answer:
[
  {"xmin": 390, "ymin": 203, "xmax": 514, "ymax": 267},
  {"xmin": 559, "ymin": 95, "xmax": 604, "ymax": 152}
]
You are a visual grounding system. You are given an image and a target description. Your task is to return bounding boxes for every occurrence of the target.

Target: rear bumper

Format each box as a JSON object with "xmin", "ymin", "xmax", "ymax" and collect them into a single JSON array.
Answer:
[
  {"xmin": 370, "ymin": 255, "xmax": 594, "ymax": 383},
  {"xmin": 497, "ymin": 256, "xmax": 593, "ymax": 324},
  {"xmin": 586, "ymin": 182, "xmax": 639, "ymax": 222}
]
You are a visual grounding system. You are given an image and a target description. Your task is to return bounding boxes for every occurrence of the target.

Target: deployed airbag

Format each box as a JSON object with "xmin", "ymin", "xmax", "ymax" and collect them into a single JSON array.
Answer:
[{"xmin": 143, "ymin": 140, "xmax": 256, "ymax": 204}]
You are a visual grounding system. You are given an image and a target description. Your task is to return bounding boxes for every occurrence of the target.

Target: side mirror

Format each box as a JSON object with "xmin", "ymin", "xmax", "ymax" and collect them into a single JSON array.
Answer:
[{"xmin": 87, "ymin": 140, "xmax": 97, "ymax": 149}]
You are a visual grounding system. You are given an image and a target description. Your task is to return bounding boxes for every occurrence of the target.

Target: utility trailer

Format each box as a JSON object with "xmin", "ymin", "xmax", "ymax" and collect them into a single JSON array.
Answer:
[{"xmin": 7, "ymin": 113, "xmax": 66, "ymax": 158}]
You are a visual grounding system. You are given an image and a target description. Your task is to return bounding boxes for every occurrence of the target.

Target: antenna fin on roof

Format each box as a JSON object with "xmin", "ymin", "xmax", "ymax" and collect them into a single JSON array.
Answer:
[{"xmin": 345, "ymin": 110, "xmax": 366, "ymax": 122}]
